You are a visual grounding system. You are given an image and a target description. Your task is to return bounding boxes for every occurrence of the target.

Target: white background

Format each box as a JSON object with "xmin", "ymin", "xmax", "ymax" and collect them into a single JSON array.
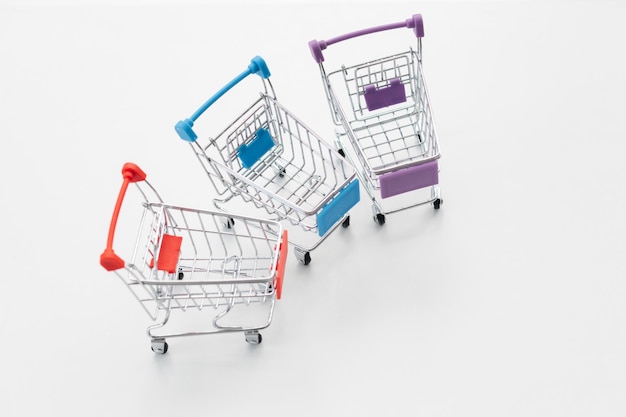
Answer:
[{"xmin": 2, "ymin": 1, "xmax": 625, "ymax": 416}]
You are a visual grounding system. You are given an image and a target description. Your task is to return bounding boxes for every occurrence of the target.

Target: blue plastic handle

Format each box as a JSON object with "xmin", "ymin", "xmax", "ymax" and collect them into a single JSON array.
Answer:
[{"xmin": 175, "ymin": 56, "xmax": 271, "ymax": 142}]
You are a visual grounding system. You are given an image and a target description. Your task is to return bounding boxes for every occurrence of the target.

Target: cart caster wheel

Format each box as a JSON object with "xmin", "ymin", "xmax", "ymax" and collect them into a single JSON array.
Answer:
[
  {"xmin": 151, "ymin": 339, "xmax": 168, "ymax": 354},
  {"xmin": 224, "ymin": 217, "xmax": 235, "ymax": 228},
  {"xmin": 178, "ymin": 270, "xmax": 184, "ymax": 280},
  {"xmin": 338, "ymin": 149, "xmax": 346, "ymax": 158},
  {"xmin": 374, "ymin": 213, "xmax": 386, "ymax": 225},
  {"xmin": 341, "ymin": 216, "xmax": 350, "ymax": 228},
  {"xmin": 433, "ymin": 198, "xmax": 442, "ymax": 210},
  {"xmin": 295, "ymin": 250, "xmax": 311, "ymax": 265},
  {"xmin": 245, "ymin": 331, "xmax": 262, "ymax": 345},
  {"xmin": 274, "ymin": 165, "xmax": 286, "ymax": 178}
]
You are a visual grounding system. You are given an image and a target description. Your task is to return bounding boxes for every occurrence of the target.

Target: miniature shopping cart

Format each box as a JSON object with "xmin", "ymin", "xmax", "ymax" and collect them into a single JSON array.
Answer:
[
  {"xmin": 309, "ymin": 13, "xmax": 442, "ymax": 225},
  {"xmin": 175, "ymin": 56, "xmax": 360, "ymax": 265},
  {"xmin": 99, "ymin": 162, "xmax": 288, "ymax": 354}
]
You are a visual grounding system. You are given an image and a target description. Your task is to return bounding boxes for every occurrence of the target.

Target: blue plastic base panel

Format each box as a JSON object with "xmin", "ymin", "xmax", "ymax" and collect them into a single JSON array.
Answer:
[
  {"xmin": 238, "ymin": 128, "xmax": 275, "ymax": 169},
  {"xmin": 316, "ymin": 179, "xmax": 360, "ymax": 237}
]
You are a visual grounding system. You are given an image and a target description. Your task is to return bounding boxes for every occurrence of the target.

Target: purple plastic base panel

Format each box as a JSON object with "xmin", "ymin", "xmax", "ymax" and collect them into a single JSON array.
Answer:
[
  {"xmin": 364, "ymin": 79, "xmax": 406, "ymax": 111},
  {"xmin": 379, "ymin": 160, "xmax": 439, "ymax": 199}
]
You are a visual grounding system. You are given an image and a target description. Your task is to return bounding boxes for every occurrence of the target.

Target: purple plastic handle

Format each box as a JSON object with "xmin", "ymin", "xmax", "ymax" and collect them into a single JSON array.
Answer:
[{"xmin": 309, "ymin": 14, "xmax": 424, "ymax": 63}]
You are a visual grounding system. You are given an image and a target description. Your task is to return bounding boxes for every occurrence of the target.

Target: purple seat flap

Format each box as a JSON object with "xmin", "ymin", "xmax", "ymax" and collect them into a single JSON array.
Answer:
[
  {"xmin": 363, "ymin": 78, "xmax": 406, "ymax": 111},
  {"xmin": 380, "ymin": 160, "xmax": 439, "ymax": 199}
]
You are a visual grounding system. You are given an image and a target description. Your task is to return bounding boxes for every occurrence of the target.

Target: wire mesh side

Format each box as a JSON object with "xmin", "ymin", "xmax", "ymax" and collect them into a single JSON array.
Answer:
[
  {"xmin": 327, "ymin": 49, "xmax": 440, "ymax": 179},
  {"xmin": 192, "ymin": 94, "xmax": 357, "ymax": 233},
  {"xmin": 349, "ymin": 52, "xmax": 417, "ymax": 119},
  {"xmin": 112, "ymin": 201, "xmax": 283, "ymax": 320}
]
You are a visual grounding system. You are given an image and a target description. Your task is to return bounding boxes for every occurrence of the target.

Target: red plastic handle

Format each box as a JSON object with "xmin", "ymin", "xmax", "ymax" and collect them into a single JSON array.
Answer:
[
  {"xmin": 274, "ymin": 230, "xmax": 288, "ymax": 299},
  {"xmin": 100, "ymin": 163, "xmax": 147, "ymax": 271}
]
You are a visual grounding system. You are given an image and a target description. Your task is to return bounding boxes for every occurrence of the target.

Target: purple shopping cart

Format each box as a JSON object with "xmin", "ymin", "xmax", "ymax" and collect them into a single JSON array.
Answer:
[{"xmin": 309, "ymin": 13, "xmax": 442, "ymax": 225}]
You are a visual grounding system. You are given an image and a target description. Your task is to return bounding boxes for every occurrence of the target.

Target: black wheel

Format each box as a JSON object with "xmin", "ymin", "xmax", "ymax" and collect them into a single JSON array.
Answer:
[
  {"xmin": 245, "ymin": 331, "xmax": 263, "ymax": 344},
  {"xmin": 341, "ymin": 216, "xmax": 350, "ymax": 228},
  {"xmin": 375, "ymin": 213, "xmax": 386, "ymax": 225},
  {"xmin": 302, "ymin": 252, "xmax": 311, "ymax": 266},
  {"xmin": 278, "ymin": 168, "xmax": 286, "ymax": 178},
  {"xmin": 177, "ymin": 270, "xmax": 184, "ymax": 280},
  {"xmin": 226, "ymin": 217, "xmax": 235, "ymax": 228},
  {"xmin": 338, "ymin": 149, "xmax": 346, "ymax": 158},
  {"xmin": 433, "ymin": 198, "xmax": 442, "ymax": 210},
  {"xmin": 151, "ymin": 342, "xmax": 168, "ymax": 354}
]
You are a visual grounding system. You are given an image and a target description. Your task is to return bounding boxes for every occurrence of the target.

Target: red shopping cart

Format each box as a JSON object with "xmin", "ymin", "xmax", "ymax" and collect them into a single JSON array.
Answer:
[{"xmin": 99, "ymin": 162, "xmax": 288, "ymax": 353}]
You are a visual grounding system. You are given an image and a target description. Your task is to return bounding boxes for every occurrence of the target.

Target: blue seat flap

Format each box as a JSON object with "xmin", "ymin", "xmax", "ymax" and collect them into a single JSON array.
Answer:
[{"xmin": 238, "ymin": 128, "xmax": 275, "ymax": 169}]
